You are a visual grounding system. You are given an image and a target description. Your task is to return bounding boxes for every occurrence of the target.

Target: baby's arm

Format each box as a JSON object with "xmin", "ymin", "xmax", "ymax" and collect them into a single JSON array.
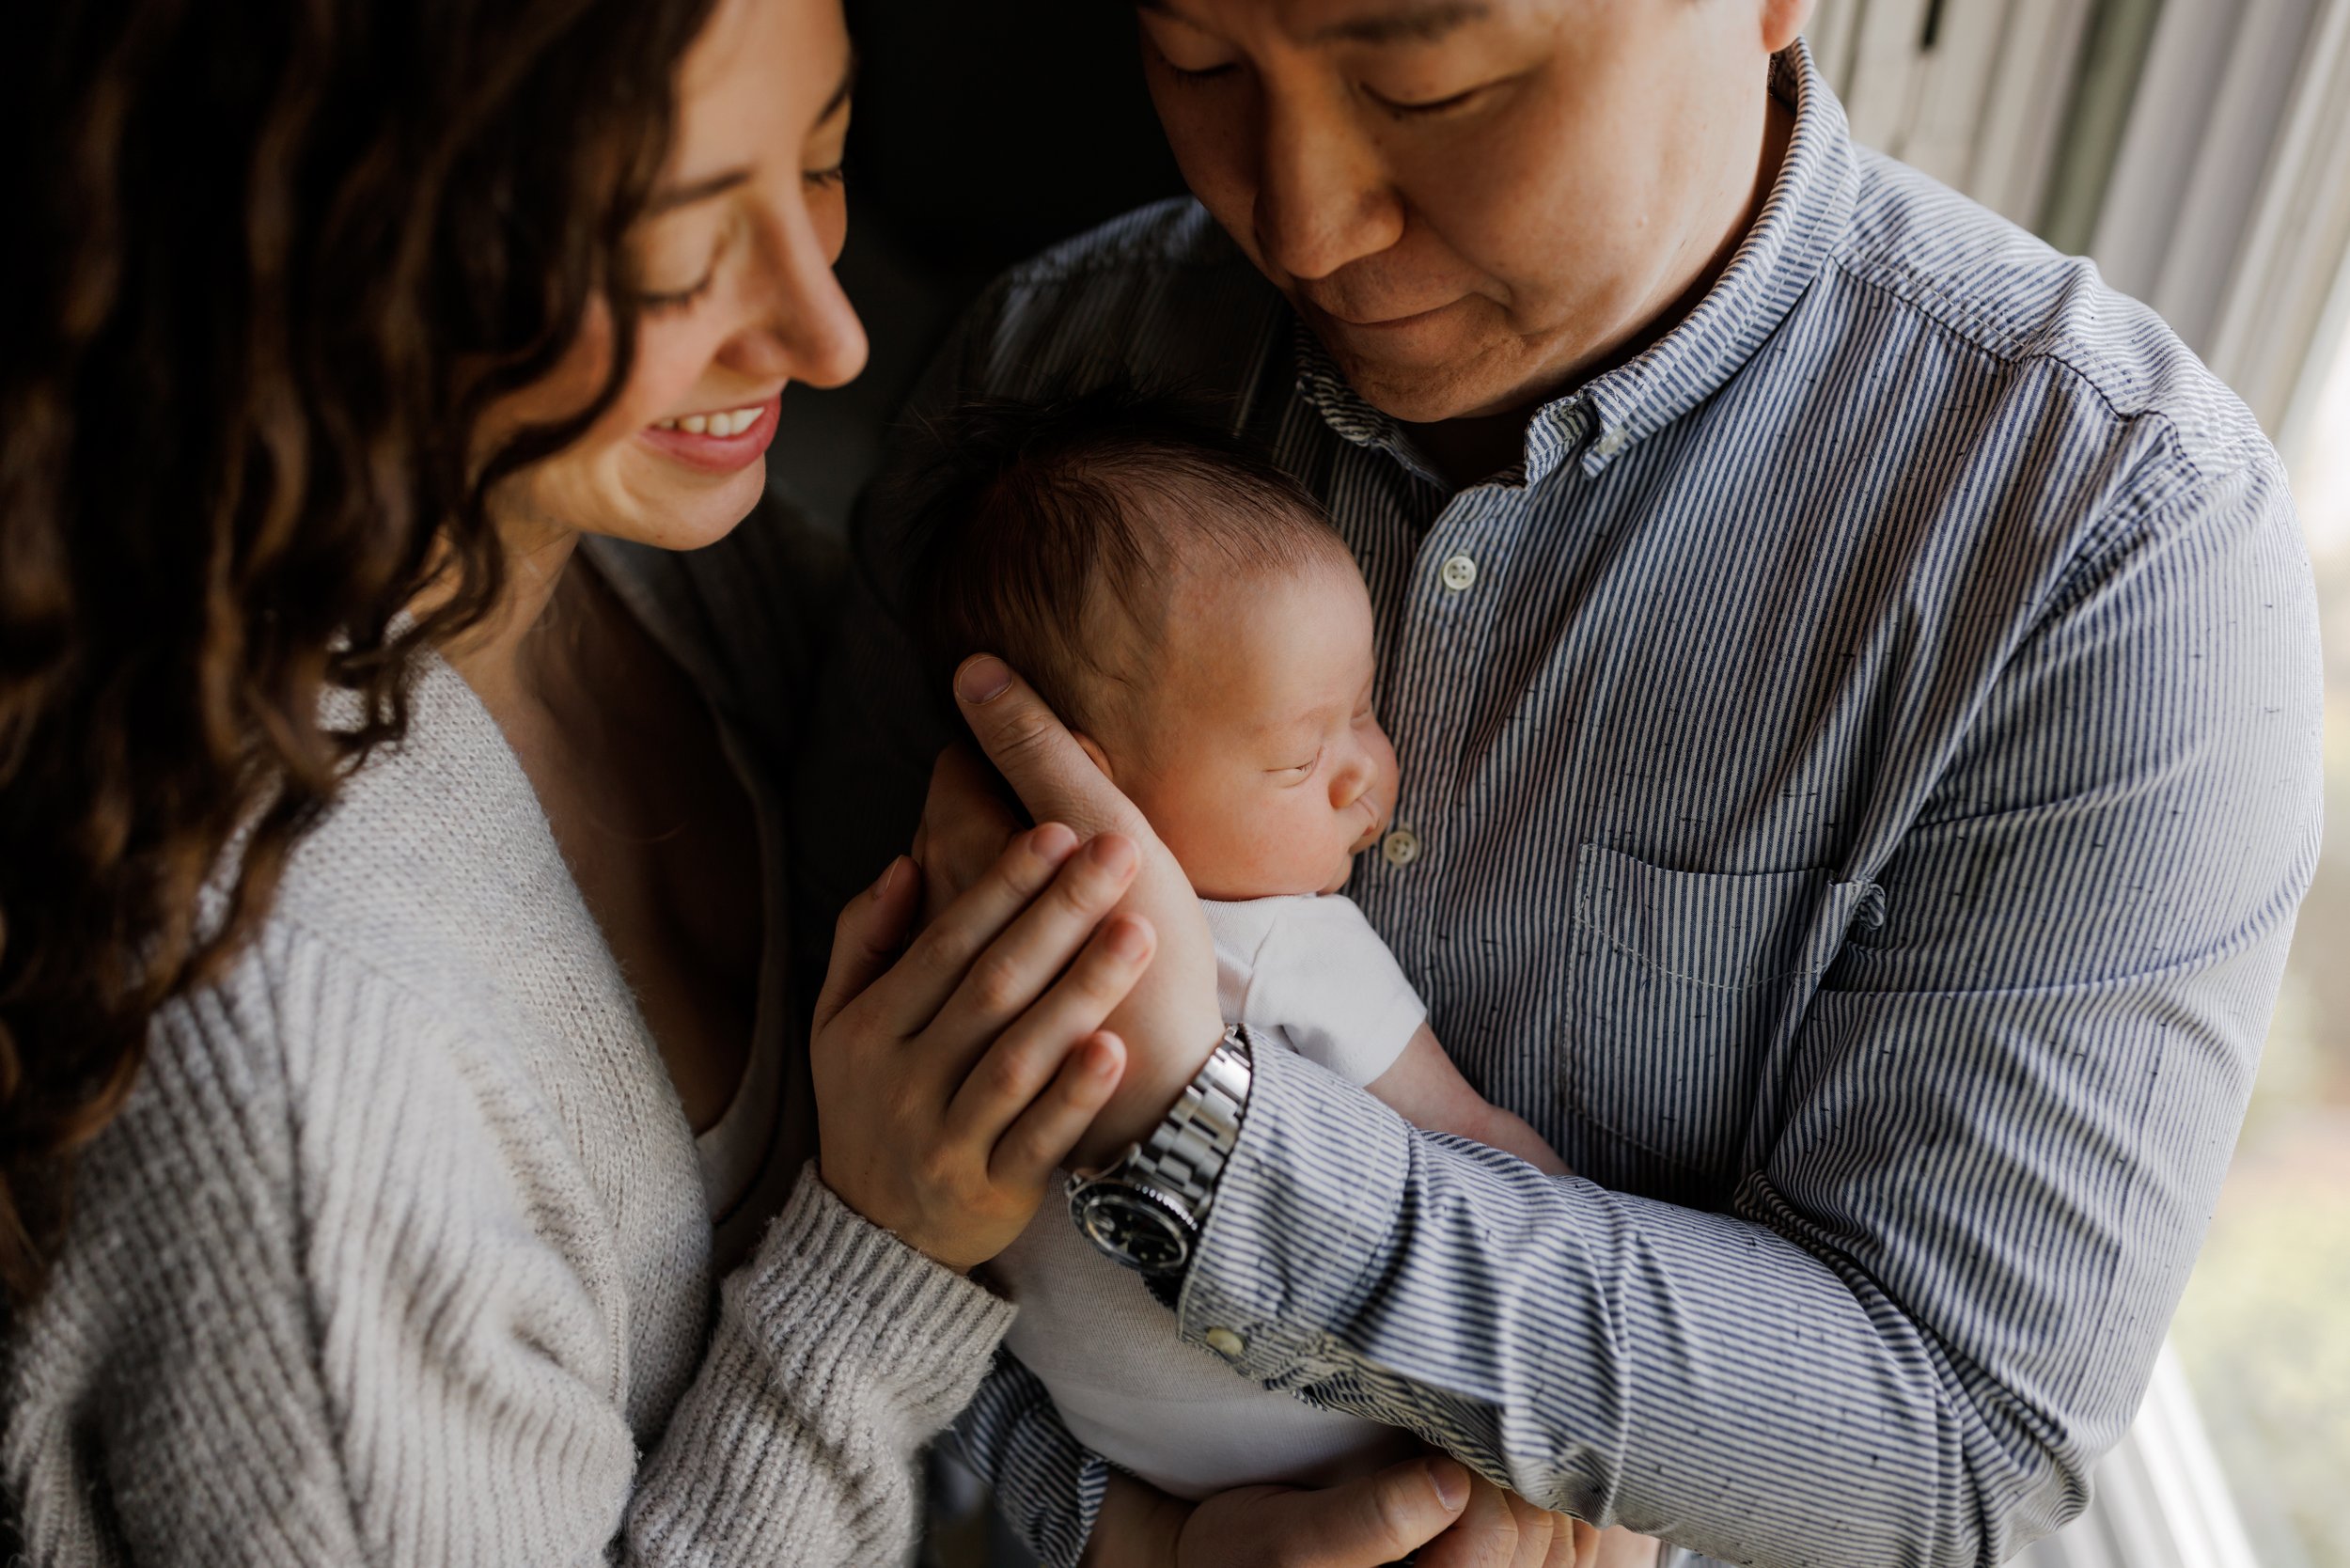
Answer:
[{"xmin": 1363, "ymin": 1024, "xmax": 1571, "ymax": 1176}]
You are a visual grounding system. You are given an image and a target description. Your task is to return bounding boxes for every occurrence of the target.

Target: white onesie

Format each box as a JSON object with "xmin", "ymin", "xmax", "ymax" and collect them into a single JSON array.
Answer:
[{"xmin": 990, "ymin": 893, "xmax": 1428, "ymax": 1500}]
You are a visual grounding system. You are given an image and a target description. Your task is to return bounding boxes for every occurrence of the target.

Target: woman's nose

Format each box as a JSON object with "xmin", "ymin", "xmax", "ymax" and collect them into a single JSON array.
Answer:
[
  {"xmin": 725, "ymin": 196, "xmax": 869, "ymax": 390},
  {"xmin": 1252, "ymin": 90, "xmax": 1405, "ymax": 283}
]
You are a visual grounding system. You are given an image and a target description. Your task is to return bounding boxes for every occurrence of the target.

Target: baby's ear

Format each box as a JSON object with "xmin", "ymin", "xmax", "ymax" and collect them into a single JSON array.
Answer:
[{"xmin": 1072, "ymin": 730, "xmax": 1117, "ymax": 782}]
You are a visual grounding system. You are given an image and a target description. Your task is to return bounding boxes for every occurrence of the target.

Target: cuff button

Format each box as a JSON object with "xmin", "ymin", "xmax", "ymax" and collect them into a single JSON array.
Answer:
[{"xmin": 1204, "ymin": 1326, "xmax": 1246, "ymax": 1358}]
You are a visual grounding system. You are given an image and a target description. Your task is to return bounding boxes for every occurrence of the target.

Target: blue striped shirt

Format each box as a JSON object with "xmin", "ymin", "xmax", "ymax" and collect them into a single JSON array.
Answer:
[{"xmin": 810, "ymin": 41, "xmax": 2324, "ymax": 1568}]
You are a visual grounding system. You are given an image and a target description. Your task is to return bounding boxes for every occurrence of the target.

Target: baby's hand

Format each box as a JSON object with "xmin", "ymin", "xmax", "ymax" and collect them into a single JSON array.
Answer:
[{"xmin": 1364, "ymin": 1024, "xmax": 1572, "ymax": 1176}]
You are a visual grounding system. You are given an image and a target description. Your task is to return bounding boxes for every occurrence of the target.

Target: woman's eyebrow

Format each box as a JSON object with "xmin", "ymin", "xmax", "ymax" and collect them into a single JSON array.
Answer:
[{"xmin": 645, "ymin": 53, "xmax": 856, "ymax": 216}]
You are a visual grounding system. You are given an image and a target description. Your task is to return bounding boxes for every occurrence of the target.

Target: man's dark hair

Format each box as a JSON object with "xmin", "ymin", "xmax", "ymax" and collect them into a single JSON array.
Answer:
[{"xmin": 895, "ymin": 388, "xmax": 1348, "ymax": 734}]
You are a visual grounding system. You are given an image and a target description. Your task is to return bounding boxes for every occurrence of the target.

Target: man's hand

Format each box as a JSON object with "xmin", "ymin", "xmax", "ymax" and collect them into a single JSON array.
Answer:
[
  {"xmin": 928, "ymin": 654, "xmax": 1227, "ymax": 1168},
  {"xmin": 1082, "ymin": 1465, "xmax": 1603, "ymax": 1568}
]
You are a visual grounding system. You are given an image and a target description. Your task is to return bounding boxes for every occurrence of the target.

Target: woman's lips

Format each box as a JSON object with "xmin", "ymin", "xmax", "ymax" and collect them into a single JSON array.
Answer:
[{"xmin": 639, "ymin": 393, "xmax": 781, "ymax": 474}]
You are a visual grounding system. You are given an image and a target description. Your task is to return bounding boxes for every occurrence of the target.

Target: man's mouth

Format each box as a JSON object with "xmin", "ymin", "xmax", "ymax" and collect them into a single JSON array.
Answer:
[{"xmin": 1310, "ymin": 297, "xmax": 1459, "ymax": 330}]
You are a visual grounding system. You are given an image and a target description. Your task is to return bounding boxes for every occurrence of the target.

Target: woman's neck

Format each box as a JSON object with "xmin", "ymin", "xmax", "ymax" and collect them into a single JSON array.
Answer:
[{"xmin": 434, "ymin": 517, "xmax": 588, "ymax": 722}]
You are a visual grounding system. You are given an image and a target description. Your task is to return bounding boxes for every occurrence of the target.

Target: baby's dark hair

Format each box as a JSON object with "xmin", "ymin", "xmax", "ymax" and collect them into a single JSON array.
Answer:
[{"xmin": 895, "ymin": 388, "xmax": 1349, "ymax": 733}]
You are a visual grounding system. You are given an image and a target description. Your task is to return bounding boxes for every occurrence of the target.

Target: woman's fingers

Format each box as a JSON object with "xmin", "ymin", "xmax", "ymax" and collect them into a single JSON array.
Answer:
[
  {"xmin": 932, "ymin": 833, "xmax": 1144, "ymax": 1054},
  {"xmin": 986, "ymin": 1030, "xmax": 1128, "ymax": 1190},
  {"xmin": 948, "ymin": 907, "xmax": 1153, "ymax": 1152},
  {"xmin": 955, "ymin": 655, "xmax": 1152, "ymax": 840},
  {"xmin": 874, "ymin": 822, "xmax": 1087, "ymax": 1032},
  {"xmin": 812, "ymin": 855, "xmax": 921, "ymax": 1035},
  {"xmin": 940, "ymin": 832, "xmax": 1152, "ymax": 1043}
]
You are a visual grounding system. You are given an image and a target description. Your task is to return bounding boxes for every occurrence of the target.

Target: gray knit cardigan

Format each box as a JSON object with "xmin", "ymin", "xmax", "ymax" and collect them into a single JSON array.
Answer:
[{"xmin": 0, "ymin": 510, "xmax": 1011, "ymax": 1565}]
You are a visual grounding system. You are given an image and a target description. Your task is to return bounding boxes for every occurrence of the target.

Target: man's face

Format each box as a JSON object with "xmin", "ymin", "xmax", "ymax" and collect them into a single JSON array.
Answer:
[{"xmin": 1136, "ymin": 0, "xmax": 1806, "ymax": 424}]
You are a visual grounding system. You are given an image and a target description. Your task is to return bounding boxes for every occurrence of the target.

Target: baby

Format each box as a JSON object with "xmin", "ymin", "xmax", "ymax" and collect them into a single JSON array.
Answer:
[{"xmin": 900, "ymin": 392, "xmax": 1574, "ymax": 1503}]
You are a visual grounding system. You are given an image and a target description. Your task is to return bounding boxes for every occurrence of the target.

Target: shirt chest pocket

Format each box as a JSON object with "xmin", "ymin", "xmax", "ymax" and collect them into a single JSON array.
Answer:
[{"xmin": 1564, "ymin": 845, "xmax": 1870, "ymax": 1206}]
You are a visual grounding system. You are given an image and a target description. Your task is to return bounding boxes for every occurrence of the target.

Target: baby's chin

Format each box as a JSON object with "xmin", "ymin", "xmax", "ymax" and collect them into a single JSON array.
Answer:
[
  {"xmin": 1316, "ymin": 858, "xmax": 1359, "ymax": 896},
  {"xmin": 1191, "ymin": 856, "xmax": 1360, "ymax": 901}
]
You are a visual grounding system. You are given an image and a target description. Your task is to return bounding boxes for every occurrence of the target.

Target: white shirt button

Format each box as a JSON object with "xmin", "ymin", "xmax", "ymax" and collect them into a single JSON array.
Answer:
[
  {"xmin": 1597, "ymin": 424, "xmax": 1629, "ymax": 457},
  {"xmin": 1382, "ymin": 828, "xmax": 1422, "ymax": 868},
  {"xmin": 1440, "ymin": 554, "xmax": 1479, "ymax": 592},
  {"xmin": 1204, "ymin": 1327, "xmax": 1246, "ymax": 1358}
]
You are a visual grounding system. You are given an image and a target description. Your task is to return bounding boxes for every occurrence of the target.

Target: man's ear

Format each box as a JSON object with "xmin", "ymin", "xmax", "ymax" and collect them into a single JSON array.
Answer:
[
  {"xmin": 1762, "ymin": 0, "xmax": 1813, "ymax": 55},
  {"xmin": 1073, "ymin": 730, "xmax": 1118, "ymax": 782}
]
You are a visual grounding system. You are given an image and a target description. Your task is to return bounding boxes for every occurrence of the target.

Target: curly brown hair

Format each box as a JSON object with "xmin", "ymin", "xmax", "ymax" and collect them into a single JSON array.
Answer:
[{"xmin": 0, "ymin": 0, "xmax": 720, "ymax": 1300}]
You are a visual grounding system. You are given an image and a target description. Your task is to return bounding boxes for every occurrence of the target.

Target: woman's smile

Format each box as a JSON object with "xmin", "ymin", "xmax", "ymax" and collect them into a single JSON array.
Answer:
[{"xmin": 639, "ymin": 391, "xmax": 782, "ymax": 472}]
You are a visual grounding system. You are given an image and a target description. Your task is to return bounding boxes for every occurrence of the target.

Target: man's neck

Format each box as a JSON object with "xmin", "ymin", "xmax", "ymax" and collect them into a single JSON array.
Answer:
[{"xmin": 1408, "ymin": 91, "xmax": 1799, "ymax": 492}]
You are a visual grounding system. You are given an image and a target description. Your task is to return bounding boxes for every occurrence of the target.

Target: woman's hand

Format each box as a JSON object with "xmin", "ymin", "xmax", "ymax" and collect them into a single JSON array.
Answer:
[
  {"xmin": 937, "ymin": 655, "xmax": 1228, "ymax": 1168},
  {"xmin": 810, "ymin": 822, "xmax": 1153, "ymax": 1271},
  {"xmin": 1082, "ymin": 1464, "xmax": 1600, "ymax": 1568}
]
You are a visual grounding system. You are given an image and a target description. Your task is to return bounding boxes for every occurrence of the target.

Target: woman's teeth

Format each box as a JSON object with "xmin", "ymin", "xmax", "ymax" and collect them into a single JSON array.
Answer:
[{"xmin": 653, "ymin": 404, "xmax": 763, "ymax": 437}]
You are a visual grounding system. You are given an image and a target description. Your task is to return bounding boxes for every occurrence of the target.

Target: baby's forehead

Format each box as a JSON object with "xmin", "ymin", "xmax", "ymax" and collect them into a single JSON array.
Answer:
[{"xmin": 1115, "ymin": 546, "xmax": 1373, "ymax": 734}]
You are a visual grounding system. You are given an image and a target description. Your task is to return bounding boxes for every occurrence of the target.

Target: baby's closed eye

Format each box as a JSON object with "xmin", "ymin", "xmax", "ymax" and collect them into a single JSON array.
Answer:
[{"xmin": 1268, "ymin": 749, "xmax": 1321, "ymax": 780}]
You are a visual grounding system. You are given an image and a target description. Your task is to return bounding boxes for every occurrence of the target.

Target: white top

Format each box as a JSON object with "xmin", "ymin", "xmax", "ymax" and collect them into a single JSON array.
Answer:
[
  {"xmin": 992, "ymin": 893, "xmax": 1428, "ymax": 1499},
  {"xmin": 1201, "ymin": 892, "xmax": 1427, "ymax": 1085}
]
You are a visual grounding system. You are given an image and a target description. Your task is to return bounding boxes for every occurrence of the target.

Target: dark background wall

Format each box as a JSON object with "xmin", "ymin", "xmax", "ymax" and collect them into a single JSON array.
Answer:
[{"xmin": 770, "ymin": 1, "xmax": 1189, "ymax": 532}]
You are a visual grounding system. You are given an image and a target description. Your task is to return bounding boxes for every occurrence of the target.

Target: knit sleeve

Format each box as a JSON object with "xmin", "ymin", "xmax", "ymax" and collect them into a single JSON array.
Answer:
[
  {"xmin": 0, "ymin": 932, "xmax": 1012, "ymax": 1567},
  {"xmin": 629, "ymin": 1167, "xmax": 1018, "ymax": 1560}
]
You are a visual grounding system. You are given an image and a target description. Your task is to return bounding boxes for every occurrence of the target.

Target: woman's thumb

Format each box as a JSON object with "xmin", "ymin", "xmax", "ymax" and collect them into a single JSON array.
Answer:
[{"xmin": 813, "ymin": 855, "xmax": 919, "ymax": 1032}]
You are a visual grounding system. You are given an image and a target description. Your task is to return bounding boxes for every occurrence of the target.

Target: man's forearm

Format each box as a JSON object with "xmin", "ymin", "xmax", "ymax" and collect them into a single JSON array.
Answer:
[{"xmin": 1175, "ymin": 1038, "xmax": 2220, "ymax": 1568}]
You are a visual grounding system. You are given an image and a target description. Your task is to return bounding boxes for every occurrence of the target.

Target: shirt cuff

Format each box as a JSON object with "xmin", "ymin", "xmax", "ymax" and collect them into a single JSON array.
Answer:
[{"xmin": 1175, "ymin": 1036, "xmax": 1415, "ymax": 1386}]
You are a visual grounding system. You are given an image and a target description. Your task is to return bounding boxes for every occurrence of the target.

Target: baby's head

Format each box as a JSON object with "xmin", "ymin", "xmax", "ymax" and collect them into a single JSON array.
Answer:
[{"xmin": 902, "ymin": 391, "xmax": 1400, "ymax": 901}]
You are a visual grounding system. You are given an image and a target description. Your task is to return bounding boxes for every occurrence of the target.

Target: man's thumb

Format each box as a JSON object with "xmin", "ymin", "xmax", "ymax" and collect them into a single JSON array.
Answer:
[
  {"xmin": 1295, "ymin": 1458, "xmax": 1471, "ymax": 1563},
  {"xmin": 954, "ymin": 654, "xmax": 1136, "ymax": 835}
]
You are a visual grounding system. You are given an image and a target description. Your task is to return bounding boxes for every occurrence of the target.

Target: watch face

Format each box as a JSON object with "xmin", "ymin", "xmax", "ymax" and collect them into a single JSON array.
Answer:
[{"xmin": 1072, "ymin": 1182, "xmax": 1191, "ymax": 1275}]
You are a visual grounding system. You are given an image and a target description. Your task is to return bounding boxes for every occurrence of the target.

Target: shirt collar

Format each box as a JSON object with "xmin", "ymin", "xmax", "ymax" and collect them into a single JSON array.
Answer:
[{"xmin": 1294, "ymin": 39, "xmax": 1858, "ymax": 490}]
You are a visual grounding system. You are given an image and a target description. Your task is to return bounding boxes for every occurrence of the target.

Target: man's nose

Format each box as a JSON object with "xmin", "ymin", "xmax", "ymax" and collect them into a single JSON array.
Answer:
[{"xmin": 1252, "ymin": 91, "xmax": 1405, "ymax": 283}]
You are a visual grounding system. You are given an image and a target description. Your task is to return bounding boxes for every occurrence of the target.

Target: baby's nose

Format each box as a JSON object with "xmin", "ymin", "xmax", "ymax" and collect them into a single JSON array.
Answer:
[{"xmin": 1332, "ymin": 757, "xmax": 1373, "ymax": 808}]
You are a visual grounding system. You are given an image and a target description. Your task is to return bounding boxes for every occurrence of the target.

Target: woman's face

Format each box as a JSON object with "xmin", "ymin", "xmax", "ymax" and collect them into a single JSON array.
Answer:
[{"xmin": 494, "ymin": 0, "xmax": 867, "ymax": 552}]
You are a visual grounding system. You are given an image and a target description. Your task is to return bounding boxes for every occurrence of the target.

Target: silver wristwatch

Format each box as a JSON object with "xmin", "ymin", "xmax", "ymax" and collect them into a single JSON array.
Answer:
[{"xmin": 1067, "ymin": 1027, "xmax": 1252, "ymax": 1278}]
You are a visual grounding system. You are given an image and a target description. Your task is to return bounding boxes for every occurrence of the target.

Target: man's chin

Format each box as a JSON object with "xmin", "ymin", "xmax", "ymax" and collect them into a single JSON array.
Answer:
[{"xmin": 1316, "ymin": 335, "xmax": 1538, "ymax": 427}]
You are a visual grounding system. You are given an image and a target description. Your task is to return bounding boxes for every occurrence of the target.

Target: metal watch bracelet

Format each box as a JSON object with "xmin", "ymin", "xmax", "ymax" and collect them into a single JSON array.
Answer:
[{"xmin": 1067, "ymin": 1026, "xmax": 1252, "ymax": 1280}]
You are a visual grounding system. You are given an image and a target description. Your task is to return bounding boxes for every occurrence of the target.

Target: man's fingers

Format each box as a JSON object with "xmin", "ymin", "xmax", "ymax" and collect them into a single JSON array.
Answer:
[
  {"xmin": 1416, "ymin": 1470, "xmax": 1520, "ymax": 1568},
  {"xmin": 1277, "ymin": 1458, "xmax": 1472, "ymax": 1565},
  {"xmin": 986, "ymin": 1030, "xmax": 1128, "ymax": 1190},
  {"xmin": 955, "ymin": 655, "xmax": 1149, "ymax": 839},
  {"xmin": 1504, "ymin": 1491, "xmax": 1557, "ymax": 1568},
  {"xmin": 813, "ymin": 855, "xmax": 920, "ymax": 1034}
]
